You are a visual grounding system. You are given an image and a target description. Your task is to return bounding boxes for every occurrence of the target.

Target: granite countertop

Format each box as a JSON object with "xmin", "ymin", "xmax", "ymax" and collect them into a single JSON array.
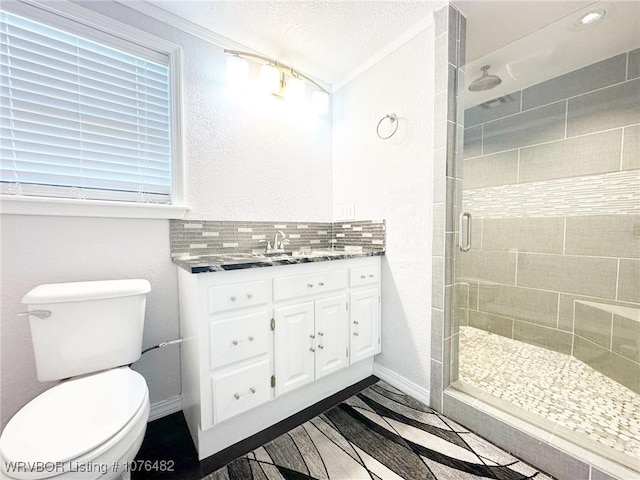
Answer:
[{"xmin": 172, "ymin": 250, "xmax": 385, "ymax": 274}]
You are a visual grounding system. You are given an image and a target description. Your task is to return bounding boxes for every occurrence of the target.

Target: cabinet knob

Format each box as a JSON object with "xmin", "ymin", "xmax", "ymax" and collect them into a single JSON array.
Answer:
[
  {"xmin": 318, "ymin": 345, "xmax": 324, "ymax": 349},
  {"xmin": 307, "ymin": 283, "xmax": 314, "ymax": 288},
  {"xmin": 318, "ymin": 282, "xmax": 325, "ymax": 286},
  {"xmin": 248, "ymin": 336, "xmax": 254, "ymax": 342},
  {"xmin": 247, "ymin": 293, "xmax": 253, "ymax": 299},
  {"xmin": 230, "ymin": 296, "xmax": 237, "ymax": 302},
  {"xmin": 353, "ymin": 321, "xmax": 359, "ymax": 325},
  {"xmin": 232, "ymin": 340, "xmax": 239, "ymax": 346},
  {"xmin": 309, "ymin": 334, "xmax": 315, "ymax": 339},
  {"xmin": 353, "ymin": 332, "xmax": 359, "ymax": 336}
]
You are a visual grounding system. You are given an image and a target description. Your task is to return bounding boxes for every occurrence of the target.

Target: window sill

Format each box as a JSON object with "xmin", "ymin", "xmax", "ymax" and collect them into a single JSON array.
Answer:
[{"xmin": 0, "ymin": 196, "xmax": 189, "ymax": 219}]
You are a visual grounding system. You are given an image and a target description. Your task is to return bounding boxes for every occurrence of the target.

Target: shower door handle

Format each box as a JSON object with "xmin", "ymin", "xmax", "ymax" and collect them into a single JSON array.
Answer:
[{"xmin": 459, "ymin": 212, "xmax": 472, "ymax": 252}]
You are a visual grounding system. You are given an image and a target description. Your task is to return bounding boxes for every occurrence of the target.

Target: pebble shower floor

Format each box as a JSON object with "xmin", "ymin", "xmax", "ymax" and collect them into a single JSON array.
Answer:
[
  {"xmin": 459, "ymin": 326, "xmax": 640, "ymax": 461},
  {"xmin": 207, "ymin": 381, "xmax": 551, "ymax": 479}
]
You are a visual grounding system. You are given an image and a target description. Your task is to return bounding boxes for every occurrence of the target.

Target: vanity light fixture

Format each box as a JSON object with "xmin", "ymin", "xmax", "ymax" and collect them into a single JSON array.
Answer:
[
  {"xmin": 259, "ymin": 63, "xmax": 281, "ymax": 94},
  {"xmin": 284, "ymin": 75, "xmax": 306, "ymax": 103},
  {"xmin": 224, "ymin": 49, "xmax": 330, "ymax": 114},
  {"xmin": 225, "ymin": 54, "xmax": 250, "ymax": 87}
]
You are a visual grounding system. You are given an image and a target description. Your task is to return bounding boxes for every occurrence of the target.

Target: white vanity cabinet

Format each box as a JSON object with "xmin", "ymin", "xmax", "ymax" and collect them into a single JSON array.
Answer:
[
  {"xmin": 177, "ymin": 255, "xmax": 381, "ymax": 459},
  {"xmin": 273, "ymin": 292, "xmax": 349, "ymax": 396},
  {"xmin": 349, "ymin": 265, "xmax": 382, "ymax": 363}
]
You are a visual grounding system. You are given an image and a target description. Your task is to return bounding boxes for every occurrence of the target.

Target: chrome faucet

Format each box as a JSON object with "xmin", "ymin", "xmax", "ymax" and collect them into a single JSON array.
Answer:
[
  {"xmin": 259, "ymin": 230, "xmax": 289, "ymax": 254},
  {"xmin": 273, "ymin": 230, "xmax": 288, "ymax": 251}
]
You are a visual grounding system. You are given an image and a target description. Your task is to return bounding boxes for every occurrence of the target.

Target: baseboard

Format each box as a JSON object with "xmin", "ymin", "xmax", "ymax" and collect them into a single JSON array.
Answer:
[
  {"xmin": 149, "ymin": 395, "xmax": 183, "ymax": 422},
  {"xmin": 373, "ymin": 363, "xmax": 430, "ymax": 406}
]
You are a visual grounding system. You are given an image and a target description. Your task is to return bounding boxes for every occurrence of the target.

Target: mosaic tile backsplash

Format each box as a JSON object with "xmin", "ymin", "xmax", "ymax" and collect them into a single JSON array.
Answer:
[{"xmin": 170, "ymin": 219, "xmax": 385, "ymax": 258}]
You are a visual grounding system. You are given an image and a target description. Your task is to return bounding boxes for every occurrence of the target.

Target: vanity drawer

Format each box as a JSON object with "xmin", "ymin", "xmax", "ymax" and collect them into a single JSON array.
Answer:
[
  {"xmin": 210, "ymin": 312, "xmax": 269, "ymax": 370},
  {"xmin": 273, "ymin": 269, "xmax": 347, "ymax": 302},
  {"xmin": 350, "ymin": 265, "xmax": 380, "ymax": 287},
  {"xmin": 208, "ymin": 280, "xmax": 269, "ymax": 314},
  {"xmin": 212, "ymin": 358, "xmax": 271, "ymax": 423}
]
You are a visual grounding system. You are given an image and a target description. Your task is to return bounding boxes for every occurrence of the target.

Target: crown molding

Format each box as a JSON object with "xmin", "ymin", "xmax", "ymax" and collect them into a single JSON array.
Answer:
[
  {"xmin": 333, "ymin": 13, "xmax": 434, "ymax": 92},
  {"xmin": 114, "ymin": 1, "xmax": 331, "ymax": 91}
]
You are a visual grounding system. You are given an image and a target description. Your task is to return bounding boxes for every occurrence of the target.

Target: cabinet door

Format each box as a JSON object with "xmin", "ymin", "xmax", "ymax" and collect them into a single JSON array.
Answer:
[
  {"xmin": 350, "ymin": 288, "xmax": 381, "ymax": 364},
  {"xmin": 274, "ymin": 301, "xmax": 315, "ymax": 396},
  {"xmin": 315, "ymin": 294, "xmax": 348, "ymax": 379}
]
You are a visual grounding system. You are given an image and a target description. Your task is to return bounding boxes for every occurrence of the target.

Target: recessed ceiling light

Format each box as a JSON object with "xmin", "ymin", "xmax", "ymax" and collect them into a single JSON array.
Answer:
[{"xmin": 576, "ymin": 9, "xmax": 606, "ymax": 27}]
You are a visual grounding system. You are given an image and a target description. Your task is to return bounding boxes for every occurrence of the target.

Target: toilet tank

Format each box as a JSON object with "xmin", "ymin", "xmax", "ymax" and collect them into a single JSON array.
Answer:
[{"xmin": 22, "ymin": 279, "xmax": 151, "ymax": 382}]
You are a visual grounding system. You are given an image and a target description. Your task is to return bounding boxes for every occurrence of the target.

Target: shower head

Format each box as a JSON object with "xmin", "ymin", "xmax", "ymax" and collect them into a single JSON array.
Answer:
[{"xmin": 468, "ymin": 65, "xmax": 502, "ymax": 92}]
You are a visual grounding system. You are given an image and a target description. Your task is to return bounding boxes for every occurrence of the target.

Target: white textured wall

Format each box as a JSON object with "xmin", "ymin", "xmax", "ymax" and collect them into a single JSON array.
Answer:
[
  {"xmin": 81, "ymin": 1, "xmax": 333, "ymax": 222},
  {"xmin": 1, "ymin": 1, "xmax": 332, "ymax": 427},
  {"xmin": 332, "ymin": 29, "xmax": 434, "ymax": 393}
]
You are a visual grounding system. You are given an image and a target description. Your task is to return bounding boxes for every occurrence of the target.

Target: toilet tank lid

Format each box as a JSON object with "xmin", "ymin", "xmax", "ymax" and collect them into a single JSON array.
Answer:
[{"xmin": 22, "ymin": 279, "xmax": 151, "ymax": 304}]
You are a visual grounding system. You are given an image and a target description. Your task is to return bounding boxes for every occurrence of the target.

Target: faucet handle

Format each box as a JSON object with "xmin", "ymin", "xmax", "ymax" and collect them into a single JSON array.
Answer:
[{"xmin": 258, "ymin": 239, "xmax": 272, "ymax": 252}]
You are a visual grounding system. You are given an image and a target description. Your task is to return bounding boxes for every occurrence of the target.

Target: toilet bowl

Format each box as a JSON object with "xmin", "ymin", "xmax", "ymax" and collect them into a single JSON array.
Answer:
[{"xmin": 0, "ymin": 368, "xmax": 150, "ymax": 480}]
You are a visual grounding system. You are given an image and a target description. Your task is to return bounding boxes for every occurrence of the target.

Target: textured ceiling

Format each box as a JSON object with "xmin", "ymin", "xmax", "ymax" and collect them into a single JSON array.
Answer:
[
  {"xmin": 147, "ymin": 0, "xmax": 438, "ymax": 85},
  {"xmin": 143, "ymin": 0, "xmax": 639, "ymax": 98}
]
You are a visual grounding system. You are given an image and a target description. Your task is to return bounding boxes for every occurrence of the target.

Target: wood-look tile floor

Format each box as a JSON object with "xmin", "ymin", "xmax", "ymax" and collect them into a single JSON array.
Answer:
[{"xmin": 134, "ymin": 378, "xmax": 551, "ymax": 479}]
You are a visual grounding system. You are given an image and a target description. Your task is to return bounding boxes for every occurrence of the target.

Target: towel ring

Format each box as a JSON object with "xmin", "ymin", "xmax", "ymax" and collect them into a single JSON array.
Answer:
[{"xmin": 376, "ymin": 113, "xmax": 398, "ymax": 140}]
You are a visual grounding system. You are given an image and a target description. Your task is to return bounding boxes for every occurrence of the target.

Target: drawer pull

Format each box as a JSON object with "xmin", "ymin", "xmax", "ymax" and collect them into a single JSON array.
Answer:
[
  {"xmin": 361, "ymin": 275, "xmax": 366, "ymax": 279},
  {"xmin": 310, "ymin": 347, "xmax": 316, "ymax": 352},
  {"xmin": 232, "ymin": 336, "xmax": 255, "ymax": 346},
  {"xmin": 247, "ymin": 293, "xmax": 253, "ymax": 299},
  {"xmin": 230, "ymin": 296, "xmax": 237, "ymax": 302},
  {"xmin": 353, "ymin": 321, "xmax": 359, "ymax": 325},
  {"xmin": 353, "ymin": 332, "xmax": 359, "ymax": 336},
  {"xmin": 233, "ymin": 387, "xmax": 256, "ymax": 400},
  {"xmin": 318, "ymin": 282, "xmax": 325, "ymax": 286},
  {"xmin": 368, "ymin": 274, "xmax": 374, "ymax": 278},
  {"xmin": 318, "ymin": 344, "xmax": 324, "ymax": 349},
  {"xmin": 318, "ymin": 331, "xmax": 324, "ymax": 336},
  {"xmin": 309, "ymin": 334, "xmax": 315, "ymax": 339},
  {"xmin": 307, "ymin": 283, "xmax": 314, "ymax": 288}
]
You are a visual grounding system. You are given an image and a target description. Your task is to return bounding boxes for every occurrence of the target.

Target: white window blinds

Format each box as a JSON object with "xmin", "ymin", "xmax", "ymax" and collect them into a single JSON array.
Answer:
[{"xmin": 1, "ymin": 10, "xmax": 172, "ymax": 204}]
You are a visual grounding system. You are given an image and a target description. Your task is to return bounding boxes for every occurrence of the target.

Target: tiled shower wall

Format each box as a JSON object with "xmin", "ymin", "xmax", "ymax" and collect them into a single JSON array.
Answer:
[
  {"xmin": 169, "ymin": 219, "xmax": 385, "ymax": 257},
  {"xmin": 459, "ymin": 49, "xmax": 640, "ymax": 393},
  {"xmin": 430, "ymin": 3, "xmax": 465, "ymax": 412}
]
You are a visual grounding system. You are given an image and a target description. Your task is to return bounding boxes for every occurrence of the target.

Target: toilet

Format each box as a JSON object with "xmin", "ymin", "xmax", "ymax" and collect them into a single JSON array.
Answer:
[{"xmin": 0, "ymin": 280, "xmax": 152, "ymax": 480}]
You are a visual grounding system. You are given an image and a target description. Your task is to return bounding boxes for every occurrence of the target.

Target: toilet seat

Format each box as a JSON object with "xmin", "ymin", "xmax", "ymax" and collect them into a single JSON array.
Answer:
[{"xmin": 0, "ymin": 368, "xmax": 148, "ymax": 480}]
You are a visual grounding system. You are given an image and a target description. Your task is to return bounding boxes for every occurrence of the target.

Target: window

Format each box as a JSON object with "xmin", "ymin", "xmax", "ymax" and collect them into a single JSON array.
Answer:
[{"xmin": 1, "ymin": 5, "xmax": 182, "ymax": 211}]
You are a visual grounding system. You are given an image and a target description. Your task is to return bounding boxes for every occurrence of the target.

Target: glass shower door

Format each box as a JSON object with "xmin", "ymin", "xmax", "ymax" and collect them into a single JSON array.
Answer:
[{"xmin": 452, "ymin": 3, "xmax": 640, "ymax": 470}]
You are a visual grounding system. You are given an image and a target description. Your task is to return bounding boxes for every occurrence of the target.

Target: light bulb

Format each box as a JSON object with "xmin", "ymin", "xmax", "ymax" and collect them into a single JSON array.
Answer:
[
  {"xmin": 226, "ymin": 55, "xmax": 249, "ymax": 88},
  {"xmin": 285, "ymin": 76, "xmax": 305, "ymax": 103},
  {"xmin": 312, "ymin": 91, "xmax": 329, "ymax": 114},
  {"xmin": 259, "ymin": 64, "xmax": 281, "ymax": 94}
]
